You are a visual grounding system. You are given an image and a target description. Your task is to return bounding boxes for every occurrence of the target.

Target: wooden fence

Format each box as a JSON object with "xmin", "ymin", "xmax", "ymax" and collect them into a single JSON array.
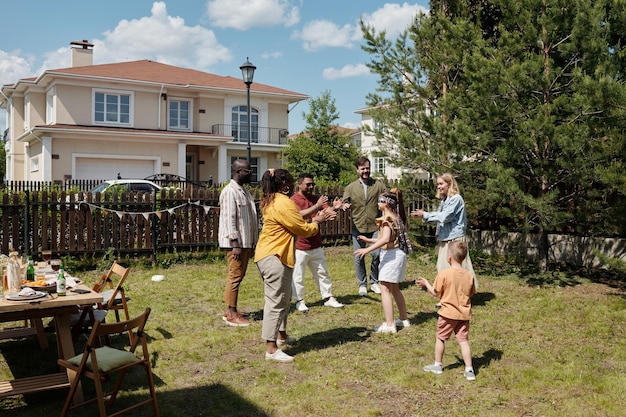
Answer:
[{"xmin": 0, "ymin": 187, "xmax": 362, "ymax": 260}]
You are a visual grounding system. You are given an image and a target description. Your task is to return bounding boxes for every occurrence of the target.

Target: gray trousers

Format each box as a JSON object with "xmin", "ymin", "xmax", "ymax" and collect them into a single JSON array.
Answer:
[{"xmin": 257, "ymin": 255, "xmax": 292, "ymax": 341}]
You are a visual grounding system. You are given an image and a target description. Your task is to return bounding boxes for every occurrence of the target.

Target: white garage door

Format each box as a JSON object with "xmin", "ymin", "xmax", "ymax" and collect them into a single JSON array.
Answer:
[{"xmin": 75, "ymin": 158, "xmax": 156, "ymax": 180}]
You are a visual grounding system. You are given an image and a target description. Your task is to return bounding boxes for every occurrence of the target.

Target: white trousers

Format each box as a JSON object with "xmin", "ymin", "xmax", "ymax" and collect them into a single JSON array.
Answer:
[{"xmin": 291, "ymin": 247, "xmax": 333, "ymax": 301}]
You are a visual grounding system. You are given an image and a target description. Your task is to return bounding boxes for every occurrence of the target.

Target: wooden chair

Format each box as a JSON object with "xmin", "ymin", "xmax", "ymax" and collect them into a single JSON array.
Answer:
[
  {"xmin": 71, "ymin": 261, "xmax": 131, "ymax": 342},
  {"xmin": 58, "ymin": 307, "xmax": 159, "ymax": 417}
]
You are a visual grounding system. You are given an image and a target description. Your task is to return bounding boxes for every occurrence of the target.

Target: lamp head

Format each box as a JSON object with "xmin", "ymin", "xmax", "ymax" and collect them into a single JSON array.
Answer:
[{"xmin": 240, "ymin": 57, "xmax": 256, "ymax": 85}]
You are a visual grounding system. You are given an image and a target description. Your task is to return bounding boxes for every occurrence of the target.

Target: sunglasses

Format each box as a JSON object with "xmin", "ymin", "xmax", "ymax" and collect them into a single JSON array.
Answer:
[{"xmin": 303, "ymin": 182, "xmax": 315, "ymax": 187}]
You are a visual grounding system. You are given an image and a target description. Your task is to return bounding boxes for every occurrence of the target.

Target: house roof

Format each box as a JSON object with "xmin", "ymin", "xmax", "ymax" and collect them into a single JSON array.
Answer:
[{"xmin": 3, "ymin": 59, "xmax": 308, "ymax": 100}]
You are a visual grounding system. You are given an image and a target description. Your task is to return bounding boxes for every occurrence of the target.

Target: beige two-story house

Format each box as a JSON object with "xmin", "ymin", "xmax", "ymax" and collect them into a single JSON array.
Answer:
[{"xmin": 0, "ymin": 40, "xmax": 307, "ymax": 185}]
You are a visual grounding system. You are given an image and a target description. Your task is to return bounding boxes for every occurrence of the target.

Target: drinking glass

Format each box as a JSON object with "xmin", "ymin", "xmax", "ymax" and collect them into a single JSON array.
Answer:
[
  {"xmin": 50, "ymin": 259, "xmax": 61, "ymax": 272},
  {"xmin": 42, "ymin": 250, "xmax": 52, "ymax": 265}
]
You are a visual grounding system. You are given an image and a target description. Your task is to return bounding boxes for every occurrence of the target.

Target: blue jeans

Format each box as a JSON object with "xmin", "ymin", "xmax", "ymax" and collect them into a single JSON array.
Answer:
[{"xmin": 352, "ymin": 229, "xmax": 380, "ymax": 288}]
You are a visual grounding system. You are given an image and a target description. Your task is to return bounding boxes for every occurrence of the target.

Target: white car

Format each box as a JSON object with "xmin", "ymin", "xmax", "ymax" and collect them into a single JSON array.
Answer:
[{"xmin": 89, "ymin": 179, "xmax": 163, "ymax": 194}]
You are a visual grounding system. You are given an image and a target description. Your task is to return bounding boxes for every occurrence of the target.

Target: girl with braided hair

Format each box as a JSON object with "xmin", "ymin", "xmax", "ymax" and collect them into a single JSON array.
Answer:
[
  {"xmin": 254, "ymin": 168, "xmax": 336, "ymax": 362},
  {"xmin": 355, "ymin": 188, "xmax": 411, "ymax": 334}
]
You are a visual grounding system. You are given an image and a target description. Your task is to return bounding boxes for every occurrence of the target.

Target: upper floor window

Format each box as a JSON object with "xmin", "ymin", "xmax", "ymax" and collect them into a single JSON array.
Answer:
[
  {"xmin": 231, "ymin": 105, "xmax": 258, "ymax": 143},
  {"xmin": 169, "ymin": 99, "xmax": 192, "ymax": 131},
  {"xmin": 93, "ymin": 89, "xmax": 133, "ymax": 125},
  {"xmin": 374, "ymin": 119, "xmax": 386, "ymax": 134},
  {"xmin": 373, "ymin": 157, "xmax": 386, "ymax": 175}
]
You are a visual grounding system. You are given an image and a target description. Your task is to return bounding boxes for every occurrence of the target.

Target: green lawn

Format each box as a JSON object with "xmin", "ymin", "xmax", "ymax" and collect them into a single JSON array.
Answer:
[{"xmin": 1, "ymin": 245, "xmax": 626, "ymax": 416}]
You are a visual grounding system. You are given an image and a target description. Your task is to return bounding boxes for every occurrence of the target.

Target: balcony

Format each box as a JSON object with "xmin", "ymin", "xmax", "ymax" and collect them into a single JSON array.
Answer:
[{"xmin": 211, "ymin": 124, "xmax": 289, "ymax": 145}]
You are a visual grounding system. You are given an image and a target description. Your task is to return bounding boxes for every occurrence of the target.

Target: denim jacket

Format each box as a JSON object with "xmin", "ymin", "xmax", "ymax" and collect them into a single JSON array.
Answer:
[{"xmin": 423, "ymin": 194, "xmax": 467, "ymax": 242}]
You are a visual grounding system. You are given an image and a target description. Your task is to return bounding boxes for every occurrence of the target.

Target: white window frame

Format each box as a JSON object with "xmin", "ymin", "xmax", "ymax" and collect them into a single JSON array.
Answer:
[
  {"xmin": 231, "ymin": 105, "xmax": 259, "ymax": 143},
  {"xmin": 30, "ymin": 155, "xmax": 39, "ymax": 172},
  {"xmin": 168, "ymin": 98, "xmax": 192, "ymax": 131},
  {"xmin": 92, "ymin": 88, "xmax": 134, "ymax": 126},
  {"xmin": 373, "ymin": 156, "xmax": 386, "ymax": 175}
]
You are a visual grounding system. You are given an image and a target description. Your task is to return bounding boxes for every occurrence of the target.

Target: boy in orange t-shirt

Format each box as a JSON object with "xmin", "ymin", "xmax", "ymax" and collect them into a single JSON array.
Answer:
[{"xmin": 416, "ymin": 240, "xmax": 477, "ymax": 381}]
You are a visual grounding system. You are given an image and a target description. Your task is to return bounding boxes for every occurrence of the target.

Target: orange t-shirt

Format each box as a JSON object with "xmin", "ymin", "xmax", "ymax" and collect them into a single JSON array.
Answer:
[{"xmin": 433, "ymin": 267, "xmax": 476, "ymax": 321}]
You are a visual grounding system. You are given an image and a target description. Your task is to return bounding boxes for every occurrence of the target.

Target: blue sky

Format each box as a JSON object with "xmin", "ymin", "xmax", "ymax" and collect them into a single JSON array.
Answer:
[{"xmin": 0, "ymin": 0, "xmax": 429, "ymax": 135}]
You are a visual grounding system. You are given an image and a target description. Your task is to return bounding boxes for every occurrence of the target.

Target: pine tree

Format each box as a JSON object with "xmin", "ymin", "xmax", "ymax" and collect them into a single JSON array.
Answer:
[{"xmin": 361, "ymin": 0, "xmax": 626, "ymax": 271}]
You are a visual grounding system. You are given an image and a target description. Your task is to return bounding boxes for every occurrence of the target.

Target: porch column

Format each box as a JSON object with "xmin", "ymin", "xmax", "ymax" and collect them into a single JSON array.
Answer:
[
  {"xmin": 218, "ymin": 145, "xmax": 228, "ymax": 185},
  {"xmin": 42, "ymin": 135, "xmax": 52, "ymax": 181},
  {"xmin": 177, "ymin": 142, "xmax": 186, "ymax": 178}
]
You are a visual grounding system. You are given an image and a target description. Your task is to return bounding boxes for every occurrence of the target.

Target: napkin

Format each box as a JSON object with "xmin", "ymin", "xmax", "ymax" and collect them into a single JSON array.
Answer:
[{"xmin": 18, "ymin": 287, "xmax": 36, "ymax": 297}]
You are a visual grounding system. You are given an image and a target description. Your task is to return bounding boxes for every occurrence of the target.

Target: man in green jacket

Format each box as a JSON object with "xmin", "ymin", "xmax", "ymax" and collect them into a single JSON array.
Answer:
[{"xmin": 343, "ymin": 157, "xmax": 388, "ymax": 296}]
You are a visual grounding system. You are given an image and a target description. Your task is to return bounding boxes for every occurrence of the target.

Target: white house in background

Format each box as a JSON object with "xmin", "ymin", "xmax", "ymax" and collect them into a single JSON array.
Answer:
[
  {"xmin": 354, "ymin": 107, "xmax": 404, "ymax": 181},
  {"xmin": 0, "ymin": 40, "xmax": 307, "ymax": 185}
]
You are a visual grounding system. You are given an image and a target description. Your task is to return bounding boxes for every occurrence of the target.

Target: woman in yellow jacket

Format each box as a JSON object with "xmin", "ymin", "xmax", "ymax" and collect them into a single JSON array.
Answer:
[{"xmin": 255, "ymin": 168, "xmax": 335, "ymax": 363}]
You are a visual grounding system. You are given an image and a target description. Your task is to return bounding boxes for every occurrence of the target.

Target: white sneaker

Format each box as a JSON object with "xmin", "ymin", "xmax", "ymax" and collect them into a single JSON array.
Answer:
[
  {"xmin": 265, "ymin": 349, "xmax": 294, "ymax": 363},
  {"xmin": 394, "ymin": 318, "xmax": 411, "ymax": 328},
  {"xmin": 324, "ymin": 297, "xmax": 344, "ymax": 308},
  {"xmin": 276, "ymin": 336, "xmax": 296, "ymax": 347},
  {"xmin": 295, "ymin": 300, "xmax": 309, "ymax": 312},
  {"xmin": 358, "ymin": 286, "xmax": 367, "ymax": 296},
  {"xmin": 374, "ymin": 322, "xmax": 397, "ymax": 334},
  {"xmin": 371, "ymin": 283, "xmax": 381, "ymax": 294}
]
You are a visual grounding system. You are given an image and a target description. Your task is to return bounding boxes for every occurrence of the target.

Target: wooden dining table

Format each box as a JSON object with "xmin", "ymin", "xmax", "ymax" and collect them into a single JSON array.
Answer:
[{"xmin": 0, "ymin": 285, "xmax": 103, "ymax": 402}]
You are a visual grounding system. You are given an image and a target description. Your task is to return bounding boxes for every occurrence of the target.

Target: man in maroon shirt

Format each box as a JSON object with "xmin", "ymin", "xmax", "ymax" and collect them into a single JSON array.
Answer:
[{"xmin": 290, "ymin": 173, "xmax": 345, "ymax": 312}]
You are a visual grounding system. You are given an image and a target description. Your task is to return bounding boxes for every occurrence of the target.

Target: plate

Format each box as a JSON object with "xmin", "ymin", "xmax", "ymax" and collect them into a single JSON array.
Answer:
[
  {"xmin": 21, "ymin": 282, "xmax": 57, "ymax": 293},
  {"xmin": 6, "ymin": 291, "xmax": 48, "ymax": 301}
]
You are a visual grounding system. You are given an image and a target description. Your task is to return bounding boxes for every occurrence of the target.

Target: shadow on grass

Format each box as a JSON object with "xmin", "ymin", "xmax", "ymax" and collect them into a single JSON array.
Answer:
[
  {"xmin": 472, "ymin": 291, "xmax": 496, "ymax": 306},
  {"xmin": 285, "ymin": 326, "xmax": 371, "ymax": 355},
  {"xmin": 447, "ymin": 348, "xmax": 504, "ymax": 375},
  {"xmin": 3, "ymin": 381, "xmax": 270, "ymax": 417}
]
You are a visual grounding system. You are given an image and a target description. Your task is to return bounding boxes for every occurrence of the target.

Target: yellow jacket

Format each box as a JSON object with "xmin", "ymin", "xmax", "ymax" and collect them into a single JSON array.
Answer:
[{"xmin": 254, "ymin": 193, "xmax": 319, "ymax": 268}]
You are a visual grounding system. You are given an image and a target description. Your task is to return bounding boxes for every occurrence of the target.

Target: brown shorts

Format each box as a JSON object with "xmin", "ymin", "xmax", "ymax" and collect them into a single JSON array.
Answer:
[{"xmin": 436, "ymin": 315, "xmax": 470, "ymax": 342}]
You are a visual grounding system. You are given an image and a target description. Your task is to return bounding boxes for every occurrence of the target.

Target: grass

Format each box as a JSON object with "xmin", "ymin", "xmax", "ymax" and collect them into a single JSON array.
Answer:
[{"xmin": 1, "ymin": 245, "xmax": 626, "ymax": 416}]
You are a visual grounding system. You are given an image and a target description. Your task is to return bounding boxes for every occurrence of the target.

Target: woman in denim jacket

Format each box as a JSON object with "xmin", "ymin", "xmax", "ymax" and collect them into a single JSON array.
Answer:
[{"xmin": 411, "ymin": 173, "xmax": 477, "ymax": 289}]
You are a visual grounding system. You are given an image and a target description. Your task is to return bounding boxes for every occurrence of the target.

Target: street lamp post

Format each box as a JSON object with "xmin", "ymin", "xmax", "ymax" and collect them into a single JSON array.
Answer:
[{"xmin": 240, "ymin": 58, "xmax": 256, "ymax": 163}]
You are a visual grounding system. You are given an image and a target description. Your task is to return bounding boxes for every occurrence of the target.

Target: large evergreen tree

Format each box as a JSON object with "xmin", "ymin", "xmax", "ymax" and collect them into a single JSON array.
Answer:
[
  {"xmin": 283, "ymin": 90, "xmax": 358, "ymax": 184},
  {"xmin": 361, "ymin": 0, "xmax": 626, "ymax": 271}
]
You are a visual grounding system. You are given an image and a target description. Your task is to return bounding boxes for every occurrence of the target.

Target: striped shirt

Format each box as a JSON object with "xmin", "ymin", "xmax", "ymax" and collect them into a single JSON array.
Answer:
[{"xmin": 218, "ymin": 179, "xmax": 259, "ymax": 249}]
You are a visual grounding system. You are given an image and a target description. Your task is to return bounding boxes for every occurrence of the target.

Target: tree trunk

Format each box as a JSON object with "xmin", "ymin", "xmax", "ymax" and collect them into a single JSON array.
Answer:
[{"xmin": 537, "ymin": 227, "xmax": 549, "ymax": 272}]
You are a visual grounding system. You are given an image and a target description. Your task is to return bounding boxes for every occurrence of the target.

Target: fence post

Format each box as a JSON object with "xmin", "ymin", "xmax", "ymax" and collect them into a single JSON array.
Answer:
[
  {"xmin": 23, "ymin": 190, "xmax": 30, "ymax": 256},
  {"xmin": 151, "ymin": 193, "xmax": 157, "ymax": 266}
]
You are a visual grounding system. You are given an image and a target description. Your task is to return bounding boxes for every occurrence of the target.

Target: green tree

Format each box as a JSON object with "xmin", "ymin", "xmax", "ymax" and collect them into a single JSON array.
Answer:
[
  {"xmin": 283, "ymin": 90, "xmax": 359, "ymax": 184},
  {"xmin": 361, "ymin": 0, "xmax": 626, "ymax": 271}
]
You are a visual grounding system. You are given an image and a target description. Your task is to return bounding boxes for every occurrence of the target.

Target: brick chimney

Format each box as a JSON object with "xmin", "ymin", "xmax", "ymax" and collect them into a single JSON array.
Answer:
[{"xmin": 70, "ymin": 40, "xmax": 94, "ymax": 67}]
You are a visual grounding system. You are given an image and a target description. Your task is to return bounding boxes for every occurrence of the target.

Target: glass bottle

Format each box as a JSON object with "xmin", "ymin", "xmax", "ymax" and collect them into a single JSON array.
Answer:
[
  {"xmin": 7, "ymin": 252, "xmax": 22, "ymax": 295},
  {"xmin": 56, "ymin": 267, "xmax": 66, "ymax": 296},
  {"xmin": 26, "ymin": 256, "xmax": 35, "ymax": 282}
]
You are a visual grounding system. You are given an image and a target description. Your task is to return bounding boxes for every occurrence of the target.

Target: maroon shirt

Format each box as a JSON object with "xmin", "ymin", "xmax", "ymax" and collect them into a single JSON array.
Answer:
[{"xmin": 291, "ymin": 192, "xmax": 323, "ymax": 250}]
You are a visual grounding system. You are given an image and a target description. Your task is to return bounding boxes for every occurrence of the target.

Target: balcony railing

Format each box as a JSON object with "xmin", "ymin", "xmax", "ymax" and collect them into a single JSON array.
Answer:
[{"xmin": 211, "ymin": 124, "xmax": 289, "ymax": 145}]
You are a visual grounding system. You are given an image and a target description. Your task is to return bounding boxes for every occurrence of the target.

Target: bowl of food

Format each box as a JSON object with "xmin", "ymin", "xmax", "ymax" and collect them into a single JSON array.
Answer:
[{"xmin": 21, "ymin": 279, "xmax": 56, "ymax": 293}]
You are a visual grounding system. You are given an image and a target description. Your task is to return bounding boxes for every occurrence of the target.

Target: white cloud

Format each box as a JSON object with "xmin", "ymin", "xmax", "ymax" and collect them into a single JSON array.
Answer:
[
  {"xmin": 207, "ymin": 0, "xmax": 300, "ymax": 30},
  {"xmin": 342, "ymin": 121, "xmax": 360, "ymax": 129},
  {"xmin": 322, "ymin": 63, "xmax": 370, "ymax": 80},
  {"xmin": 360, "ymin": 2, "xmax": 427, "ymax": 38},
  {"xmin": 292, "ymin": 20, "xmax": 358, "ymax": 51},
  {"xmin": 33, "ymin": 1, "xmax": 232, "ymax": 73},
  {"xmin": 0, "ymin": 50, "xmax": 37, "ymax": 87},
  {"xmin": 261, "ymin": 51, "xmax": 282, "ymax": 59}
]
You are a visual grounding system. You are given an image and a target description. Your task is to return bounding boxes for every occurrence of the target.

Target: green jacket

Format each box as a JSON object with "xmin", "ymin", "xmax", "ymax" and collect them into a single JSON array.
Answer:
[{"xmin": 343, "ymin": 178, "xmax": 388, "ymax": 234}]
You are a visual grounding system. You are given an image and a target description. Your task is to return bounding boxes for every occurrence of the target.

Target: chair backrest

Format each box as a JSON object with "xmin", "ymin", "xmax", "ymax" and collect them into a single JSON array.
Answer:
[
  {"xmin": 97, "ymin": 261, "xmax": 131, "ymax": 321},
  {"xmin": 88, "ymin": 307, "xmax": 151, "ymax": 352}
]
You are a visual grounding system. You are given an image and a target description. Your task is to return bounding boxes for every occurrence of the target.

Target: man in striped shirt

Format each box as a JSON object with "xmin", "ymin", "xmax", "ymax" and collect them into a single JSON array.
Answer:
[{"xmin": 218, "ymin": 159, "xmax": 259, "ymax": 326}]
